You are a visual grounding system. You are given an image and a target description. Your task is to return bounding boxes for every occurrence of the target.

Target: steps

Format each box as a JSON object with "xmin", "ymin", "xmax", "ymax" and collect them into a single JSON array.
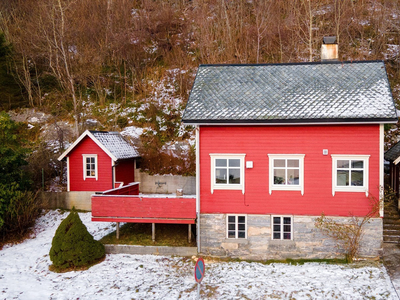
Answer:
[{"xmin": 383, "ymin": 203, "xmax": 400, "ymax": 243}]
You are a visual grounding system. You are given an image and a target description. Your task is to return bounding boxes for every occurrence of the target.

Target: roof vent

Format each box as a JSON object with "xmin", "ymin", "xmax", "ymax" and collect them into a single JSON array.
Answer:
[{"xmin": 321, "ymin": 36, "xmax": 338, "ymax": 61}]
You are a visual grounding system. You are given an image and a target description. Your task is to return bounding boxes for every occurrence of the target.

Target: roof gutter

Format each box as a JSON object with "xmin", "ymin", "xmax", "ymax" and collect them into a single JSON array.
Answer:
[{"xmin": 183, "ymin": 119, "xmax": 398, "ymax": 126}]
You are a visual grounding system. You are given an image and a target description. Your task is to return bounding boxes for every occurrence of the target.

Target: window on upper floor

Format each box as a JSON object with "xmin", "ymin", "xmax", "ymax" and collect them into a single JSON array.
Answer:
[
  {"xmin": 227, "ymin": 215, "xmax": 247, "ymax": 239},
  {"xmin": 210, "ymin": 154, "xmax": 245, "ymax": 194},
  {"xmin": 272, "ymin": 216, "xmax": 293, "ymax": 240},
  {"xmin": 331, "ymin": 155, "xmax": 369, "ymax": 196},
  {"xmin": 83, "ymin": 154, "xmax": 98, "ymax": 180},
  {"xmin": 268, "ymin": 154, "xmax": 305, "ymax": 195}
]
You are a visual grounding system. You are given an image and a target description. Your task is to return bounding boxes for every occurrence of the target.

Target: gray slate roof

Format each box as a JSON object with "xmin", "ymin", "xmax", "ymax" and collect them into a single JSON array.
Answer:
[
  {"xmin": 385, "ymin": 141, "xmax": 400, "ymax": 162},
  {"xmin": 182, "ymin": 61, "xmax": 398, "ymax": 124},
  {"xmin": 91, "ymin": 131, "xmax": 139, "ymax": 160}
]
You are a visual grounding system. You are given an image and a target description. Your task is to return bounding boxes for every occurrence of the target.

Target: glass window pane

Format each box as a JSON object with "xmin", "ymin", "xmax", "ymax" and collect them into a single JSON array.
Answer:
[
  {"xmin": 216, "ymin": 159, "xmax": 227, "ymax": 167},
  {"xmin": 238, "ymin": 231, "xmax": 245, "ymax": 238},
  {"xmin": 86, "ymin": 157, "xmax": 90, "ymax": 163},
  {"xmin": 216, "ymin": 169, "xmax": 227, "ymax": 184},
  {"xmin": 273, "ymin": 225, "xmax": 281, "ymax": 231},
  {"xmin": 337, "ymin": 160, "xmax": 349, "ymax": 168},
  {"xmin": 351, "ymin": 171, "xmax": 363, "ymax": 186},
  {"xmin": 274, "ymin": 159, "xmax": 285, "ymax": 167},
  {"xmin": 229, "ymin": 169, "xmax": 240, "ymax": 184},
  {"xmin": 337, "ymin": 170, "xmax": 349, "ymax": 186},
  {"xmin": 287, "ymin": 169, "xmax": 299, "ymax": 185},
  {"xmin": 86, "ymin": 171, "xmax": 91, "ymax": 176},
  {"xmin": 228, "ymin": 231, "xmax": 236, "ymax": 238},
  {"xmin": 229, "ymin": 159, "xmax": 240, "ymax": 167},
  {"xmin": 287, "ymin": 159, "xmax": 299, "ymax": 168},
  {"xmin": 274, "ymin": 169, "xmax": 285, "ymax": 185},
  {"xmin": 238, "ymin": 224, "xmax": 245, "ymax": 231},
  {"xmin": 86, "ymin": 164, "xmax": 91, "ymax": 170},
  {"xmin": 273, "ymin": 217, "xmax": 281, "ymax": 224},
  {"xmin": 228, "ymin": 224, "xmax": 235, "ymax": 230},
  {"xmin": 90, "ymin": 157, "xmax": 95, "ymax": 163},
  {"xmin": 351, "ymin": 160, "xmax": 363, "ymax": 169},
  {"xmin": 91, "ymin": 171, "xmax": 95, "ymax": 176},
  {"xmin": 228, "ymin": 216, "xmax": 235, "ymax": 223},
  {"xmin": 283, "ymin": 233, "xmax": 291, "ymax": 239},
  {"xmin": 238, "ymin": 216, "xmax": 245, "ymax": 223},
  {"xmin": 91, "ymin": 163, "xmax": 95, "ymax": 170},
  {"xmin": 273, "ymin": 232, "xmax": 280, "ymax": 239},
  {"xmin": 283, "ymin": 225, "xmax": 291, "ymax": 232},
  {"xmin": 283, "ymin": 217, "xmax": 291, "ymax": 224}
]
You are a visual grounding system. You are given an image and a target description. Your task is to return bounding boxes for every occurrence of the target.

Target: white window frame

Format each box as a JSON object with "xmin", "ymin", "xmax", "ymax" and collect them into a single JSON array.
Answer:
[
  {"xmin": 331, "ymin": 155, "xmax": 369, "ymax": 196},
  {"xmin": 210, "ymin": 154, "xmax": 245, "ymax": 194},
  {"xmin": 83, "ymin": 154, "xmax": 98, "ymax": 181},
  {"xmin": 271, "ymin": 215, "xmax": 293, "ymax": 240},
  {"xmin": 268, "ymin": 154, "xmax": 305, "ymax": 195},
  {"xmin": 226, "ymin": 214, "xmax": 247, "ymax": 239}
]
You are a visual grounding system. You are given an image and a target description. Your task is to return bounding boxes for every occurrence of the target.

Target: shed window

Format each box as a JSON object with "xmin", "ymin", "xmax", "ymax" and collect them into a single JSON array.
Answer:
[{"xmin": 83, "ymin": 154, "xmax": 98, "ymax": 180}]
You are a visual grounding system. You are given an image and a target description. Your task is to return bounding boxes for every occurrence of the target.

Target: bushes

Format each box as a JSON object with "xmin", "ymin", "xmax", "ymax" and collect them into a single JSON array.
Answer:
[
  {"xmin": 0, "ymin": 112, "xmax": 40, "ymax": 245},
  {"xmin": 0, "ymin": 183, "xmax": 40, "ymax": 243},
  {"xmin": 49, "ymin": 210, "xmax": 105, "ymax": 271}
]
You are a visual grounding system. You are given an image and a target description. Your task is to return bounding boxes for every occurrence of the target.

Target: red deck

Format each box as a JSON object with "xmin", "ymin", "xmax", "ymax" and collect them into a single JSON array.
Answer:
[{"xmin": 91, "ymin": 183, "xmax": 196, "ymax": 224}]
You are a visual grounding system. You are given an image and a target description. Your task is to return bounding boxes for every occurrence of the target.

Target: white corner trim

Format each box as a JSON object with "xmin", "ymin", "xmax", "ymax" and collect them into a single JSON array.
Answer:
[
  {"xmin": 268, "ymin": 154, "xmax": 305, "ymax": 195},
  {"xmin": 196, "ymin": 127, "xmax": 200, "ymax": 214},
  {"xmin": 67, "ymin": 156, "xmax": 70, "ymax": 192},
  {"xmin": 379, "ymin": 124, "xmax": 384, "ymax": 217}
]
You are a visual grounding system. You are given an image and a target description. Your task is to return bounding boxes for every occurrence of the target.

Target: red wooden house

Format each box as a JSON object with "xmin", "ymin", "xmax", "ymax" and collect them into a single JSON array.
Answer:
[
  {"xmin": 182, "ymin": 61, "xmax": 398, "ymax": 260},
  {"xmin": 58, "ymin": 130, "xmax": 140, "ymax": 192}
]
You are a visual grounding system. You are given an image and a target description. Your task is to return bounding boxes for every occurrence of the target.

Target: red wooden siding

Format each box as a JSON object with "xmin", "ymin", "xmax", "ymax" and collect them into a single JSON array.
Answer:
[
  {"xmin": 91, "ymin": 195, "xmax": 196, "ymax": 224},
  {"xmin": 115, "ymin": 159, "xmax": 135, "ymax": 186},
  {"xmin": 103, "ymin": 182, "xmax": 139, "ymax": 195},
  {"xmin": 199, "ymin": 125, "xmax": 380, "ymax": 217},
  {"xmin": 68, "ymin": 136, "xmax": 113, "ymax": 191}
]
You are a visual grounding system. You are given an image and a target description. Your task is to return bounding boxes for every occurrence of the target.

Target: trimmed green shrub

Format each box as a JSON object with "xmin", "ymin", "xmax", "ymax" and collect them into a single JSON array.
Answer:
[{"xmin": 49, "ymin": 210, "xmax": 105, "ymax": 270}]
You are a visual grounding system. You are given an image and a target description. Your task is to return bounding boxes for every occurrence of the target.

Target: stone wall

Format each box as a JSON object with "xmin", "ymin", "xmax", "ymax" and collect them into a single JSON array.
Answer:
[
  {"xmin": 40, "ymin": 191, "xmax": 92, "ymax": 211},
  {"xmin": 134, "ymin": 170, "xmax": 196, "ymax": 195},
  {"xmin": 200, "ymin": 214, "xmax": 383, "ymax": 260}
]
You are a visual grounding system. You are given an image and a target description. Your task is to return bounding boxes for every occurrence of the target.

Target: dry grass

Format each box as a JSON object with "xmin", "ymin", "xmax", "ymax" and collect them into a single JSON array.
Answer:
[{"xmin": 100, "ymin": 223, "xmax": 196, "ymax": 247}]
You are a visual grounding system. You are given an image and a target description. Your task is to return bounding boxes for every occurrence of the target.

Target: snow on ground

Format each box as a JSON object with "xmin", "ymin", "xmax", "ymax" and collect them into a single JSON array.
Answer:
[{"xmin": 0, "ymin": 210, "xmax": 398, "ymax": 300}]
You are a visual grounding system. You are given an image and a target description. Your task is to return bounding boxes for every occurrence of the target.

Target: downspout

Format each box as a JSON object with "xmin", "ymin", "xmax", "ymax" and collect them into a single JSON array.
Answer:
[
  {"xmin": 112, "ymin": 160, "xmax": 119, "ymax": 189},
  {"xmin": 196, "ymin": 126, "xmax": 200, "ymax": 254}
]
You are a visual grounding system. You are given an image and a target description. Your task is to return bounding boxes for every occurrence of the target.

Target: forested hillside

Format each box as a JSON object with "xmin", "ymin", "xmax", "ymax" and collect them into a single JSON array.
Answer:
[{"xmin": 0, "ymin": 0, "xmax": 399, "ymax": 184}]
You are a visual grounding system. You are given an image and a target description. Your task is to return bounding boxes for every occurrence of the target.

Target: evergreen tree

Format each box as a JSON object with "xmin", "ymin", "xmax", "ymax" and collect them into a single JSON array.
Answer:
[
  {"xmin": 0, "ymin": 112, "xmax": 34, "ymax": 233},
  {"xmin": 50, "ymin": 210, "xmax": 105, "ymax": 270}
]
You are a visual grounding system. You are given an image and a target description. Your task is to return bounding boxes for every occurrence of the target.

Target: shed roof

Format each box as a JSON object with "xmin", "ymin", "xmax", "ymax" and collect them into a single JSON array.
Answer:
[
  {"xmin": 385, "ymin": 141, "xmax": 400, "ymax": 163},
  {"xmin": 182, "ymin": 61, "xmax": 398, "ymax": 124},
  {"xmin": 58, "ymin": 130, "xmax": 139, "ymax": 162}
]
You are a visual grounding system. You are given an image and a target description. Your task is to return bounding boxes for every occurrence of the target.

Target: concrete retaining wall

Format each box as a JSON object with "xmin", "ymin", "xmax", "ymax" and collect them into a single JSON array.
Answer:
[
  {"xmin": 105, "ymin": 245, "xmax": 197, "ymax": 256},
  {"xmin": 134, "ymin": 170, "xmax": 196, "ymax": 195},
  {"xmin": 40, "ymin": 191, "xmax": 92, "ymax": 211},
  {"xmin": 200, "ymin": 214, "xmax": 383, "ymax": 260}
]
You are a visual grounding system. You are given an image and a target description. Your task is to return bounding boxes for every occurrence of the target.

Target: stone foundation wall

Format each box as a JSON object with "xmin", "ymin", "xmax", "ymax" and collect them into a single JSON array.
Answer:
[{"xmin": 199, "ymin": 214, "xmax": 383, "ymax": 260}]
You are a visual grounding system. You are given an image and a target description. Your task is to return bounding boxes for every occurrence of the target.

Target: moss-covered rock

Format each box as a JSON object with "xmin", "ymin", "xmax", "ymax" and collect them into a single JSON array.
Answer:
[{"xmin": 49, "ymin": 210, "xmax": 105, "ymax": 270}]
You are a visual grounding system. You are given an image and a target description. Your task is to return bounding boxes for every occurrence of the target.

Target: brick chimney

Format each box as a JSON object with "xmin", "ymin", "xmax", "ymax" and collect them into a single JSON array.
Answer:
[{"xmin": 321, "ymin": 36, "xmax": 338, "ymax": 61}]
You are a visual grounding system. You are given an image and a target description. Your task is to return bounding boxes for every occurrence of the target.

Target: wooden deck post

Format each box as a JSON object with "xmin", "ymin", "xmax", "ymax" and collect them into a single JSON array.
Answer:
[
  {"xmin": 152, "ymin": 223, "xmax": 155, "ymax": 242},
  {"xmin": 116, "ymin": 222, "xmax": 120, "ymax": 240},
  {"xmin": 188, "ymin": 224, "xmax": 192, "ymax": 243}
]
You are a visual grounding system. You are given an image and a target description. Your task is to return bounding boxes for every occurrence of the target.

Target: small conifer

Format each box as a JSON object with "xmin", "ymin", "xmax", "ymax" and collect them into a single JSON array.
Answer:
[{"xmin": 49, "ymin": 210, "xmax": 105, "ymax": 270}]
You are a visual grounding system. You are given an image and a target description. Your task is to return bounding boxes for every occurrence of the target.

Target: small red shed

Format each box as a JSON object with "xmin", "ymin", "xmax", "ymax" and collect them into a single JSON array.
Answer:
[
  {"xmin": 58, "ymin": 130, "xmax": 140, "ymax": 192},
  {"xmin": 183, "ymin": 61, "xmax": 398, "ymax": 260}
]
